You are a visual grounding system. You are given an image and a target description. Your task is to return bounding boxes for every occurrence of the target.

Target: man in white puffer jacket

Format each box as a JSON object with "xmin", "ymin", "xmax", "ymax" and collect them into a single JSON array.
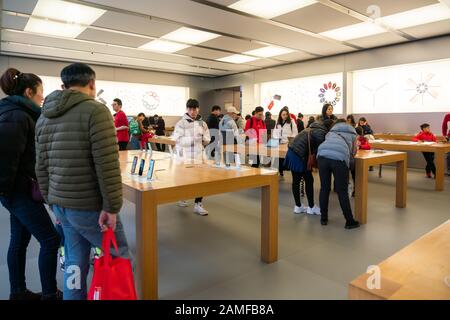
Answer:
[{"xmin": 172, "ymin": 99, "xmax": 211, "ymax": 215}]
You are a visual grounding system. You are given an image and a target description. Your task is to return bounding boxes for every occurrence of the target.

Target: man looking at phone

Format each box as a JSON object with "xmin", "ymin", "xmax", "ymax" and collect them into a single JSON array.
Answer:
[{"xmin": 35, "ymin": 63, "xmax": 130, "ymax": 300}]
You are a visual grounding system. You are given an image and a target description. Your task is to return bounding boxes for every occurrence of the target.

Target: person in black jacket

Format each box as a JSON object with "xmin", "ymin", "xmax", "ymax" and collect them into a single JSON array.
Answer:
[
  {"xmin": 205, "ymin": 105, "xmax": 221, "ymax": 158},
  {"xmin": 296, "ymin": 113, "xmax": 305, "ymax": 133},
  {"xmin": 317, "ymin": 103, "xmax": 338, "ymax": 122},
  {"xmin": 357, "ymin": 117, "xmax": 374, "ymax": 135},
  {"xmin": 264, "ymin": 111, "xmax": 276, "ymax": 138},
  {"xmin": 151, "ymin": 114, "xmax": 166, "ymax": 151},
  {"xmin": 0, "ymin": 68, "xmax": 60, "ymax": 300},
  {"xmin": 284, "ymin": 120, "xmax": 334, "ymax": 215}
]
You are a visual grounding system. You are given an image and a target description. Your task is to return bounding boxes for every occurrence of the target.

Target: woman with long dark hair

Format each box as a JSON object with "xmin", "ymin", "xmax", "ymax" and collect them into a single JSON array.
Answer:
[
  {"xmin": 318, "ymin": 103, "xmax": 338, "ymax": 122},
  {"xmin": 0, "ymin": 68, "xmax": 61, "ymax": 299},
  {"xmin": 274, "ymin": 107, "xmax": 298, "ymax": 176}
]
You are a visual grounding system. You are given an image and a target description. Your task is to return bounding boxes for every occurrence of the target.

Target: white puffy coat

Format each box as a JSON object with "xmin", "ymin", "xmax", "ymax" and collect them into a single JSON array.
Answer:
[
  {"xmin": 173, "ymin": 113, "xmax": 211, "ymax": 161},
  {"xmin": 273, "ymin": 121, "xmax": 298, "ymax": 144}
]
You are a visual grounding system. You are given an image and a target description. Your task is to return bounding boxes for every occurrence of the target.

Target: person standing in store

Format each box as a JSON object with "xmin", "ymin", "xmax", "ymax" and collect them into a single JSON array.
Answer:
[
  {"xmin": 173, "ymin": 99, "xmax": 211, "ymax": 215},
  {"xmin": 35, "ymin": 63, "xmax": 130, "ymax": 300},
  {"xmin": 0, "ymin": 68, "xmax": 61, "ymax": 300},
  {"xmin": 112, "ymin": 98, "xmax": 129, "ymax": 151}
]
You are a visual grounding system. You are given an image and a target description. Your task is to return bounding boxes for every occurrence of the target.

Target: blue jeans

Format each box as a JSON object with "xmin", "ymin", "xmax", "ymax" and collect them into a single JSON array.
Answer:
[
  {"xmin": 130, "ymin": 136, "xmax": 141, "ymax": 150},
  {"xmin": 51, "ymin": 205, "xmax": 130, "ymax": 300},
  {"xmin": 0, "ymin": 192, "xmax": 60, "ymax": 296}
]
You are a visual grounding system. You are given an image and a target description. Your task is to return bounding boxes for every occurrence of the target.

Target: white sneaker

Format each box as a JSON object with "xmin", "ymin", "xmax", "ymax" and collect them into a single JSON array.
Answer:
[
  {"xmin": 194, "ymin": 203, "xmax": 209, "ymax": 216},
  {"xmin": 307, "ymin": 206, "xmax": 321, "ymax": 216},
  {"xmin": 294, "ymin": 205, "xmax": 308, "ymax": 214},
  {"xmin": 177, "ymin": 200, "xmax": 189, "ymax": 207}
]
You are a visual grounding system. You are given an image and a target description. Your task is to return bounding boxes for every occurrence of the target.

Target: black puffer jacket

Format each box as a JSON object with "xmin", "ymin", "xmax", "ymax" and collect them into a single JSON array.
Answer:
[
  {"xmin": 289, "ymin": 121, "xmax": 328, "ymax": 162},
  {"xmin": 0, "ymin": 95, "xmax": 41, "ymax": 196}
]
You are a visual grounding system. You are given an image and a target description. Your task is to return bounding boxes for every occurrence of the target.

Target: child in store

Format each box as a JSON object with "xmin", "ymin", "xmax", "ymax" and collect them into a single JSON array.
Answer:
[{"xmin": 413, "ymin": 123, "xmax": 437, "ymax": 178}]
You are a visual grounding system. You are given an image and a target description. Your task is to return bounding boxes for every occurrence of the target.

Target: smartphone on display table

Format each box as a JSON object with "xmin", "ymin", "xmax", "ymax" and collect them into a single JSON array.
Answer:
[
  {"xmin": 138, "ymin": 159, "xmax": 145, "ymax": 176},
  {"xmin": 130, "ymin": 156, "xmax": 138, "ymax": 174},
  {"xmin": 147, "ymin": 159, "xmax": 155, "ymax": 180}
]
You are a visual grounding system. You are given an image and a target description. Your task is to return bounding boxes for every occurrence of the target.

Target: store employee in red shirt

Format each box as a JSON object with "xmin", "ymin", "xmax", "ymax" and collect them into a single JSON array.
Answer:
[
  {"xmin": 112, "ymin": 98, "xmax": 129, "ymax": 150},
  {"xmin": 245, "ymin": 106, "xmax": 267, "ymax": 167}
]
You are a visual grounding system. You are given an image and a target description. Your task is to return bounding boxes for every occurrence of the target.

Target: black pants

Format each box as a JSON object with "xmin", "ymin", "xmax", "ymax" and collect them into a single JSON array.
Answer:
[
  {"xmin": 156, "ymin": 143, "xmax": 166, "ymax": 152},
  {"xmin": 318, "ymin": 157, "xmax": 355, "ymax": 223},
  {"xmin": 195, "ymin": 197, "xmax": 203, "ymax": 203},
  {"xmin": 422, "ymin": 152, "xmax": 436, "ymax": 175},
  {"xmin": 292, "ymin": 171, "xmax": 314, "ymax": 208},
  {"xmin": 251, "ymin": 155, "xmax": 261, "ymax": 168},
  {"xmin": 279, "ymin": 158, "xmax": 285, "ymax": 175},
  {"xmin": 118, "ymin": 141, "xmax": 128, "ymax": 151},
  {"xmin": 0, "ymin": 192, "xmax": 60, "ymax": 296}
]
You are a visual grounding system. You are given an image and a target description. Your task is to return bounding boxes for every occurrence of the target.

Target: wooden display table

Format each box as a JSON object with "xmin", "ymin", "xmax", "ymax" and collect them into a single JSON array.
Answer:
[
  {"xmin": 148, "ymin": 136, "xmax": 176, "ymax": 146},
  {"xmin": 119, "ymin": 151, "xmax": 278, "ymax": 300},
  {"xmin": 370, "ymin": 140, "xmax": 450, "ymax": 191},
  {"xmin": 354, "ymin": 150, "xmax": 407, "ymax": 224},
  {"xmin": 374, "ymin": 133, "xmax": 447, "ymax": 142},
  {"xmin": 223, "ymin": 145, "xmax": 407, "ymax": 225},
  {"xmin": 349, "ymin": 219, "xmax": 450, "ymax": 300}
]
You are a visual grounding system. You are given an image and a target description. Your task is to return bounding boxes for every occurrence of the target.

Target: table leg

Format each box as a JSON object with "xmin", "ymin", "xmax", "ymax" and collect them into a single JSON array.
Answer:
[
  {"xmin": 261, "ymin": 177, "xmax": 278, "ymax": 263},
  {"xmin": 355, "ymin": 159, "xmax": 369, "ymax": 224},
  {"xmin": 435, "ymin": 151, "xmax": 445, "ymax": 191},
  {"xmin": 396, "ymin": 159, "xmax": 407, "ymax": 208},
  {"xmin": 135, "ymin": 191, "xmax": 158, "ymax": 300}
]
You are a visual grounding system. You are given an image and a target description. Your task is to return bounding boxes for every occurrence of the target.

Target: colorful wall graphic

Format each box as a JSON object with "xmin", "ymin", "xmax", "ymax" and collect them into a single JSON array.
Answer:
[
  {"xmin": 352, "ymin": 58, "xmax": 450, "ymax": 114},
  {"xmin": 259, "ymin": 73, "xmax": 344, "ymax": 116},
  {"xmin": 40, "ymin": 76, "xmax": 189, "ymax": 116}
]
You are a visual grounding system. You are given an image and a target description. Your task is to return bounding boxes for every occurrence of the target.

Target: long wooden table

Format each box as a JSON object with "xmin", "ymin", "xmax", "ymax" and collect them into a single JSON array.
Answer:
[
  {"xmin": 148, "ymin": 136, "xmax": 176, "ymax": 146},
  {"xmin": 223, "ymin": 144, "xmax": 407, "ymax": 224},
  {"xmin": 370, "ymin": 140, "xmax": 450, "ymax": 191},
  {"xmin": 374, "ymin": 133, "xmax": 447, "ymax": 143},
  {"xmin": 349, "ymin": 219, "xmax": 450, "ymax": 300},
  {"xmin": 355, "ymin": 150, "xmax": 407, "ymax": 224},
  {"xmin": 119, "ymin": 151, "xmax": 279, "ymax": 300}
]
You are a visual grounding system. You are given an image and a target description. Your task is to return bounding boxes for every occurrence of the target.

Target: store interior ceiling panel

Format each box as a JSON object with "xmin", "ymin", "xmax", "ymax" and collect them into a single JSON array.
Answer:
[{"xmin": 1, "ymin": 0, "xmax": 449, "ymax": 78}]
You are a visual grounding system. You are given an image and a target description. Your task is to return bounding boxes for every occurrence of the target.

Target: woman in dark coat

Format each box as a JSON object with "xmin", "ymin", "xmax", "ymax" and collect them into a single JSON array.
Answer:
[{"xmin": 0, "ymin": 68, "xmax": 60, "ymax": 300}]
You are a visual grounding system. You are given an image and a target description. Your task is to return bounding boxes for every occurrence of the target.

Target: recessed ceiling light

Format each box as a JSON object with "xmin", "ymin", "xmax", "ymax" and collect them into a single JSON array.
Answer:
[
  {"xmin": 161, "ymin": 27, "xmax": 220, "ymax": 45},
  {"xmin": 139, "ymin": 39, "xmax": 190, "ymax": 53},
  {"xmin": 30, "ymin": 0, "xmax": 105, "ymax": 25},
  {"xmin": 319, "ymin": 22, "xmax": 387, "ymax": 41},
  {"xmin": 217, "ymin": 54, "xmax": 259, "ymax": 64},
  {"xmin": 378, "ymin": 3, "xmax": 450, "ymax": 30},
  {"xmin": 229, "ymin": 0, "xmax": 317, "ymax": 19},
  {"xmin": 24, "ymin": 18, "xmax": 86, "ymax": 38},
  {"xmin": 244, "ymin": 46, "xmax": 295, "ymax": 57},
  {"xmin": 24, "ymin": 0, "xmax": 106, "ymax": 38}
]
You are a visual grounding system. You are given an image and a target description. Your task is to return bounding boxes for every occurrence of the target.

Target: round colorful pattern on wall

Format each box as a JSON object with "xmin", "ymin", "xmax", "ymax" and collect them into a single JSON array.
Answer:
[
  {"xmin": 318, "ymin": 81, "xmax": 341, "ymax": 106},
  {"xmin": 142, "ymin": 91, "xmax": 160, "ymax": 111}
]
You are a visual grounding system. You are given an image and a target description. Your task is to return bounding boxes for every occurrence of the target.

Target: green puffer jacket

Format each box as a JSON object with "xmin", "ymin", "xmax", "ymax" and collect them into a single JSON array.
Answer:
[{"xmin": 35, "ymin": 90, "xmax": 122, "ymax": 214}]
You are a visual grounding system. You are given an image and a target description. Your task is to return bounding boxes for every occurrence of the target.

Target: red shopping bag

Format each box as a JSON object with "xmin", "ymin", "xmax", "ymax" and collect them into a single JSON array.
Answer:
[{"xmin": 88, "ymin": 229, "xmax": 137, "ymax": 300}]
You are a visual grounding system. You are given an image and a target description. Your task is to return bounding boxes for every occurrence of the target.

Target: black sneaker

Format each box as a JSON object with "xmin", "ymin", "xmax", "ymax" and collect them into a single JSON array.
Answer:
[
  {"xmin": 345, "ymin": 220, "xmax": 360, "ymax": 229},
  {"xmin": 10, "ymin": 289, "xmax": 41, "ymax": 300},
  {"xmin": 320, "ymin": 219, "xmax": 328, "ymax": 226},
  {"xmin": 41, "ymin": 289, "xmax": 63, "ymax": 300}
]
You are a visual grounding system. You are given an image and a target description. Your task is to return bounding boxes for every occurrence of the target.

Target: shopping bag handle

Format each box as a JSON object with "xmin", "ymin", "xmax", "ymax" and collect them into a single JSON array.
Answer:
[{"xmin": 102, "ymin": 228, "xmax": 119, "ymax": 265}]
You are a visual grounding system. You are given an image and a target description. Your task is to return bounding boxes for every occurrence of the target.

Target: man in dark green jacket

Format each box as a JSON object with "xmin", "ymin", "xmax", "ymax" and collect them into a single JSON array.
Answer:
[{"xmin": 35, "ymin": 63, "xmax": 130, "ymax": 300}]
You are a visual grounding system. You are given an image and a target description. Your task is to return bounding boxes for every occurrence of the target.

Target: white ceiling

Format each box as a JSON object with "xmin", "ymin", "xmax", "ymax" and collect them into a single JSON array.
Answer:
[{"xmin": 1, "ymin": 0, "xmax": 449, "ymax": 78}]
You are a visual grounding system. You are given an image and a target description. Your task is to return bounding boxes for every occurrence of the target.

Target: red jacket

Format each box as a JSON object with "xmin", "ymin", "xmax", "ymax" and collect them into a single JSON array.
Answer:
[
  {"xmin": 245, "ymin": 117, "xmax": 266, "ymax": 143},
  {"xmin": 413, "ymin": 131, "xmax": 437, "ymax": 142},
  {"xmin": 442, "ymin": 114, "xmax": 450, "ymax": 138},
  {"xmin": 114, "ymin": 110, "xmax": 129, "ymax": 143},
  {"xmin": 357, "ymin": 136, "xmax": 371, "ymax": 150}
]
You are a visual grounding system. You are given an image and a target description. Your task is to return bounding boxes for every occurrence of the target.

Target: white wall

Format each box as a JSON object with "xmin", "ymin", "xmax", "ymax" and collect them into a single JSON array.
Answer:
[{"xmin": 0, "ymin": 55, "xmax": 214, "ymax": 127}]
